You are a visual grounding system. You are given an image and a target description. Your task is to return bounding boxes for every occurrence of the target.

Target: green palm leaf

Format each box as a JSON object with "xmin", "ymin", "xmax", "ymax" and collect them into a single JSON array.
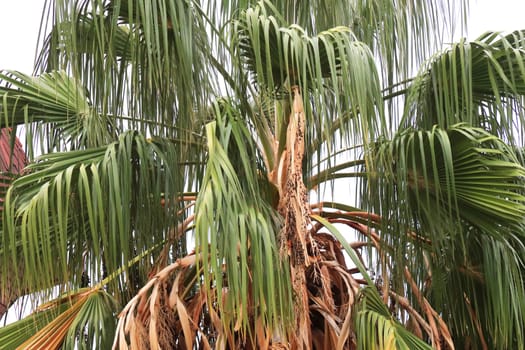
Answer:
[
  {"xmin": 0, "ymin": 288, "xmax": 117, "ymax": 350},
  {"xmin": 369, "ymin": 124, "xmax": 525, "ymax": 348},
  {"xmin": 233, "ymin": 0, "xmax": 384, "ymax": 184},
  {"xmin": 1, "ymin": 131, "xmax": 190, "ymax": 300},
  {"xmin": 405, "ymin": 30, "xmax": 525, "ymax": 143},
  {"xmin": 194, "ymin": 100, "xmax": 293, "ymax": 340},
  {"xmin": 0, "ymin": 70, "xmax": 114, "ymax": 151},
  {"xmin": 37, "ymin": 0, "xmax": 213, "ymax": 141},
  {"xmin": 373, "ymin": 124, "xmax": 525, "ymax": 242},
  {"xmin": 355, "ymin": 287, "xmax": 433, "ymax": 350}
]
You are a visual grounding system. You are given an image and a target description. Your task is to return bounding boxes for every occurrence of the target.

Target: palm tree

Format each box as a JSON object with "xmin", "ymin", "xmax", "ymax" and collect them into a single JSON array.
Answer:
[{"xmin": 1, "ymin": 0, "xmax": 525, "ymax": 349}]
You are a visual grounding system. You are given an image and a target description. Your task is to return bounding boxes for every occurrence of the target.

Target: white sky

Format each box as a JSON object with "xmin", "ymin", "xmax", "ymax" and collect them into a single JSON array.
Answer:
[
  {"xmin": 0, "ymin": 0, "xmax": 524, "ymax": 72},
  {"xmin": 0, "ymin": 1, "xmax": 43, "ymax": 73},
  {"xmin": 467, "ymin": 0, "xmax": 525, "ymax": 38}
]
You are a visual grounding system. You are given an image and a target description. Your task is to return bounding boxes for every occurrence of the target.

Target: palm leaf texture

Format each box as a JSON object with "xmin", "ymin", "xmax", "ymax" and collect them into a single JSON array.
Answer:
[{"xmin": 1, "ymin": 0, "xmax": 525, "ymax": 349}]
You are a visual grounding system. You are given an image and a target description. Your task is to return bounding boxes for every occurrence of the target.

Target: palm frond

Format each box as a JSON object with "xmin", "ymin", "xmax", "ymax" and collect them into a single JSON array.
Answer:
[
  {"xmin": 36, "ymin": 13, "xmax": 134, "ymax": 72},
  {"xmin": 194, "ymin": 100, "xmax": 293, "ymax": 344},
  {"xmin": 37, "ymin": 0, "xmax": 213, "ymax": 139},
  {"xmin": 355, "ymin": 287, "xmax": 433, "ymax": 350},
  {"xmin": 1, "ymin": 131, "xmax": 190, "ymax": 301},
  {"xmin": 0, "ymin": 70, "xmax": 114, "ymax": 151},
  {"xmin": 0, "ymin": 288, "xmax": 117, "ymax": 350},
  {"xmin": 428, "ymin": 231, "xmax": 525, "ymax": 349},
  {"xmin": 114, "ymin": 254, "xmax": 218, "ymax": 349},
  {"xmin": 233, "ymin": 0, "xmax": 384, "ymax": 185},
  {"xmin": 405, "ymin": 30, "xmax": 525, "ymax": 145},
  {"xmin": 367, "ymin": 123, "xmax": 525, "ymax": 347},
  {"xmin": 0, "ymin": 297, "xmax": 71, "ymax": 349},
  {"xmin": 210, "ymin": 0, "xmax": 464, "ymax": 80},
  {"xmin": 352, "ymin": 0, "xmax": 467, "ymax": 80},
  {"xmin": 372, "ymin": 124, "xmax": 525, "ymax": 245},
  {"xmin": 63, "ymin": 289, "xmax": 118, "ymax": 350}
]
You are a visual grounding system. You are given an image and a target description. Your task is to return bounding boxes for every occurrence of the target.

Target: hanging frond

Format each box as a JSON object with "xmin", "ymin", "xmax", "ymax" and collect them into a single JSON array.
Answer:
[
  {"xmin": 352, "ymin": 0, "xmax": 467, "ymax": 80},
  {"xmin": 405, "ymin": 30, "xmax": 525, "ymax": 145},
  {"xmin": 373, "ymin": 124, "xmax": 525, "ymax": 244},
  {"xmin": 194, "ymin": 100, "xmax": 293, "ymax": 345},
  {"xmin": 431, "ymin": 231, "xmax": 525, "ymax": 349},
  {"xmin": 1, "ymin": 131, "xmax": 189, "ymax": 301},
  {"xmin": 209, "ymin": 0, "xmax": 465, "ymax": 79},
  {"xmin": 37, "ymin": 0, "xmax": 213, "ymax": 139},
  {"xmin": 367, "ymin": 123, "xmax": 525, "ymax": 347},
  {"xmin": 0, "ymin": 288, "xmax": 117, "ymax": 350},
  {"xmin": 0, "ymin": 70, "xmax": 114, "ymax": 151},
  {"xmin": 232, "ymin": 0, "xmax": 384, "ymax": 192},
  {"xmin": 114, "ymin": 254, "xmax": 203, "ymax": 349},
  {"xmin": 233, "ymin": 0, "xmax": 382, "ymax": 119},
  {"xmin": 355, "ymin": 287, "xmax": 434, "ymax": 350},
  {"xmin": 36, "ymin": 13, "xmax": 134, "ymax": 72}
]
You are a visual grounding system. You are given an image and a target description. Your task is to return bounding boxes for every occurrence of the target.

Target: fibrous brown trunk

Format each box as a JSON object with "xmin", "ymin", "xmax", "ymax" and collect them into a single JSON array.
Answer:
[{"xmin": 276, "ymin": 86, "xmax": 314, "ymax": 349}]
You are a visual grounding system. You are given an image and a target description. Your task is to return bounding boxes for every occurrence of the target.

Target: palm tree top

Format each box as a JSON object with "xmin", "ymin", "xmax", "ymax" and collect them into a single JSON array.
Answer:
[{"xmin": 1, "ymin": 1, "xmax": 525, "ymax": 349}]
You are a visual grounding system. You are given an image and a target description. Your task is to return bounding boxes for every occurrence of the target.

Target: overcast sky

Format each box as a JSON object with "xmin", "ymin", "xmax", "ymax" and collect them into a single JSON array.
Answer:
[
  {"xmin": 467, "ymin": 0, "xmax": 525, "ymax": 37},
  {"xmin": 0, "ymin": 0, "xmax": 524, "ymax": 72}
]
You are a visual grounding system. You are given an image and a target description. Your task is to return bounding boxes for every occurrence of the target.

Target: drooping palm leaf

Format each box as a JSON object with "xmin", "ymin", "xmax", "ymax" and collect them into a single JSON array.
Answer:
[
  {"xmin": 0, "ymin": 70, "xmax": 114, "ymax": 152},
  {"xmin": 404, "ymin": 30, "xmax": 525, "ymax": 144},
  {"xmin": 374, "ymin": 124, "xmax": 525, "ymax": 241},
  {"xmin": 355, "ymin": 287, "xmax": 434, "ymax": 350},
  {"xmin": 194, "ymin": 99, "xmax": 293, "ymax": 343},
  {"xmin": 433, "ymin": 231, "xmax": 525, "ymax": 349},
  {"xmin": 367, "ymin": 123, "xmax": 525, "ymax": 347},
  {"xmin": 0, "ymin": 297, "xmax": 72, "ymax": 349},
  {"xmin": 37, "ymin": 0, "xmax": 213, "ymax": 141},
  {"xmin": 232, "ymin": 0, "xmax": 385, "ymax": 193},
  {"xmin": 0, "ymin": 288, "xmax": 117, "ymax": 350},
  {"xmin": 1, "ymin": 131, "xmax": 193, "ymax": 301},
  {"xmin": 36, "ymin": 13, "xmax": 134, "ymax": 72}
]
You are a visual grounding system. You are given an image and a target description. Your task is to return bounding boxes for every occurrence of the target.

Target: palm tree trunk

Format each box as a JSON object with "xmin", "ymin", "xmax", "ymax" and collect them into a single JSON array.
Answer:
[{"xmin": 276, "ymin": 86, "xmax": 314, "ymax": 349}]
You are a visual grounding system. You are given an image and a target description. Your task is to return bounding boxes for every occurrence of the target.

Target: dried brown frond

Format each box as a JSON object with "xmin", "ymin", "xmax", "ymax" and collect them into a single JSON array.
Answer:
[
  {"xmin": 404, "ymin": 267, "xmax": 455, "ymax": 350},
  {"xmin": 304, "ymin": 230, "xmax": 362, "ymax": 349},
  {"xmin": 114, "ymin": 254, "xmax": 199, "ymax": 350}
]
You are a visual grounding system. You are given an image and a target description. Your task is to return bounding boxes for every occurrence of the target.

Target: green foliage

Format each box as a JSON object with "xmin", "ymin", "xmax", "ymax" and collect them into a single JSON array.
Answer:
[
  {"xmin": 1, "ymin": 131, "xmax": 187, "ymax": 301},
  {"xmin": 194, "ymin": 100, "xmax": 293, "ymax": 337},
  {"xmin": 0, "ymin": 289, "xmax": 117, "ymax": 350},
  {"xmin": 375, "ymin": 124, "xmax": 525, "ymax": 238},
  {"xmin": 1, "ymin": 0, "xmax": 525, "ymax": 349},
  {"xmin": 233, "ymin": 1, "xmax": 384, "ymax": 157},
  {"xmin": 355, "ymin": 287, "xmax": 433, "ymax": 350},
  {"xmin": 405, "ymin": 31, "xmax": 525, "ymax": 140}
]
